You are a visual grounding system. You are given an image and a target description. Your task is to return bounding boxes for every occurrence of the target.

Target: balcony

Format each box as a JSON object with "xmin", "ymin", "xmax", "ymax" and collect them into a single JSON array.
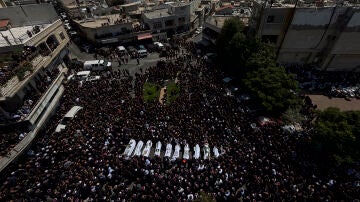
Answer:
[
  {"xmin": 24, "ymin": 19, "xmax": 63, "ymax": 47},
  {"xmin": 0, "ymin": 35, "xmax": 68, "ymax": 99},
  {"xmin": 0, "ymin": 85, "xmax": 64, "ymax": 172},
  {"xmin": 26, "ymin": 68, "xmax": 65, "ymax": 125},
  {"xmin": 0, "ymin": 68, "xmax": 64, "ymax": 125}
]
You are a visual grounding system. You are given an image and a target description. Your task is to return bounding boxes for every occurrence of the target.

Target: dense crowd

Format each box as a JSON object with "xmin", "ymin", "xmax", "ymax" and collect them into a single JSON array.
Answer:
[
  {"xmin": 0, "ymin": 40, "xmax": 358, "ymax": 201},
  {"xmin": 287, "ymin": 64, "xmax": 360, "ymax": 95}
]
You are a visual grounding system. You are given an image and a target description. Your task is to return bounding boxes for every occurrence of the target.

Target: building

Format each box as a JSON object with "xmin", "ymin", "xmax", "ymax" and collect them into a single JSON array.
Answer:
[
  {"xmin": 142, "ymin": 0, "xmax": 202, "ymax": 36},
  {"xmin": 59, "ymin": 0, "xmax": 111, "ymax": 19},
  {"xmin": 202, "ymin": 7, "xmax": 252, "ymax": 44},
  {"xmin": 215, "ymin": 5, "xmax": 234, "ymax": 15},
  {"xmin": 73, "ymin": 14, "xmax": 155, "ymax": 44},
  {"xmin": 256, "ymin": 1, "xmax": 360, "ymax": 71},
  {"xmin": 0, "ymin": 4, "xmax": 70, "ymax": 171},
  {"xmin": 142, "ymin": 3, "xmax": 192, "ymax": 35},
  {"xmin": 0, "ymin": 0, "xmax": 6, "ymax": 8}
]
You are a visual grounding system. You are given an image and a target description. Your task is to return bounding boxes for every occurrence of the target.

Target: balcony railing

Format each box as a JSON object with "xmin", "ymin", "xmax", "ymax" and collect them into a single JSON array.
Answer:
[
  {"xmin": 26, "ymin": 68, "xmax": 65, "ymax": 125},
  {"xmin": 0, "ymin": 68, "xmax": 63, "ymax": 124},
  {"xmin": 0, "ymin": 85, "xmax": 65, "ymax": 173},
  {"xmin": 0, "ymin": 37, "xmax": 68, "ymax": 98},
  {"xmin": 25, "ymin": 19, "xmax": 63, "ymax": 47}
]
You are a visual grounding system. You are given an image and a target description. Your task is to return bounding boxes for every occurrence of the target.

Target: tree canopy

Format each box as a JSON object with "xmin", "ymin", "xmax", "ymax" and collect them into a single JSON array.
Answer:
[
  {"xmin": 216, "ymin": 17, "xmax": 300, "ymax": 114},
  {"xmin": 243, "ymin": 65, "xmax": 299, "ymax": 114},
  {"xmin": 313, "ymin": 108, "xmax": 360, "ymax": 165}
]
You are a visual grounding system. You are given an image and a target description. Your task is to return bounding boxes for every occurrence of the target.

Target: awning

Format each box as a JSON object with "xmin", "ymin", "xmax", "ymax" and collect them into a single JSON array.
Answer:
[{"xmin": 138, "ymin": 33, "xmax": 152, "ymax": 40}]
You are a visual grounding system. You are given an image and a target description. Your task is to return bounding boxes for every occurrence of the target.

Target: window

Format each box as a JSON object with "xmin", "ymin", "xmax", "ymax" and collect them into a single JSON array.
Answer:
[
  {"xmin": 262, "ymin": 35, "xmax": 278, "ymax": 44},
  {"xmin": 178, "ymin": 17, "xmax": 185, "ymax": 25},
  {"xmin": 59, "ymin": 32, "xmax": 65, "ymax": 40},
  {"xmin": 267, "ymin": 15, "xmax": 274, "ymax": 23},
  {"xmin": 266, "ymin": 15, "xmax": 283, "ymax": 23},
  {"xmin": 165, "ymin": 20, "xmax": 174, "ymax": 27},
  {"xmin": 153, "ymin": 22, "xmax": 162, "ymax": 29}
]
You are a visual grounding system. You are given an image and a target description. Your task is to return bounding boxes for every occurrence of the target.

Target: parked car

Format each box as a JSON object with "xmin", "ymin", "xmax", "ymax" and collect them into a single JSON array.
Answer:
[
  {"xmin": 83, "ymin": 60, "xmax": 111, "ymax": 71},
  {"xmin": 154, "ymin": 42, "xmax": 164, "ymax": 51},
  {"xmin": 60, "ymin": 12, "xmax": 67, "ymax": 19},
  {"xmin": 68, "ymin": 30, "xmax": 78, "ymax": 38},
  {"xmin": 117, "ymin": 46, "xmax": 127, "ymax": 55},
  {"xmin": 127, "ymin": 46, "xmax": 137, "ymax": 58},
  {"xmin": 64, "ymin": 23, "xmax": 71, "ymax": 30},
  {"xmin": 145, "ymin": 43, "xmax": 156, "ymax": 52},
  {"xmin": 137, "ymin": 49, "xmax": 148, "ymax": 58}
]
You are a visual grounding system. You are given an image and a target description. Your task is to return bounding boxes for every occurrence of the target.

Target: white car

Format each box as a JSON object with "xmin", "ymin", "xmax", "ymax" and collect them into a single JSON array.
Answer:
[
  {"xmin": 64, "ymin": 23, "xmax": 71, "ymax": 30},
  {"xmin": 85, "ymin": 76, "xmax": 101, "ymax": 82},
  {"xmin": 60, "ymin": 12, "xmax": 67, "ymax": 19}
]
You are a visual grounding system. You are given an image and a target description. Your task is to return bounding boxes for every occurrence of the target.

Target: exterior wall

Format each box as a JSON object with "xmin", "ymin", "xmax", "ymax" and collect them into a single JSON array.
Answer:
[
  {"xmin": 0, "ymin": 19, "xmax": 70, "ymax": 99},
  {"xmin": 280, "ymin": 7, "xmax": 345, "ymax": 51},
  {"xmin": 77, "ymin": 22, "xmax": 134, "ymax": 43},
  {"xmin": 257, "ymin": 7, "xmax": 292, "ymax": 47},
  {"xmin": 327, "ymin": 55, "xmax": 360, "ymax": 71},
  {"xmin": 215, "ymin": 7, "xmax": 233, "ymax": 15},
  {"xmin": 258, "ymin": 6, "xmax": 360, "ymax": 71},
  {"xmin": 331, "ymin": 11, "xmax": 360, "ymax": 54},
  {"xmin": 172, "ymin": 4, "xmax": 191, "ymax": 26}
]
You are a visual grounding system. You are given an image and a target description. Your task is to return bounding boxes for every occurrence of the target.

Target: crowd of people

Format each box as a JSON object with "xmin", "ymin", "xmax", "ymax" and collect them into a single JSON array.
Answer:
[
  {"xmin": 286, "ymin": 64, "xmax": 360, "ymax": 96},
  {"xmin": 0, "ymin": 67, "xmax": 61, "ymax": 158},
  {"xmin": 0, "ymin": 40, "xmax": 358, "ymax": 201}
]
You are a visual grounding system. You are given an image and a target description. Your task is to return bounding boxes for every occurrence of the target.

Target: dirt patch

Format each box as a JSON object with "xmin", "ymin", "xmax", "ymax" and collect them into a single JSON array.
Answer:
[{"xmin": 308, "ymin": 94, "xmax": 360, "ymax": 111}]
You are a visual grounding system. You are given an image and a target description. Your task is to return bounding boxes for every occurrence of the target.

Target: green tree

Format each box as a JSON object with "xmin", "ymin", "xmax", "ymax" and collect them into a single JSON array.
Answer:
[
  {"xmin": 245, "ymin": 42, "xmax": 277, "ymax": 72},
  {"xmin": 216, "ymin": 18, "xmax": 244, "ymax": 69},
  {"xmin": 313, "ymin": 108, "xmax": 360, "ymax": 165},
  {"xmin": 143, "ymin": 82, "xmax": 160, "ymax": 103},
  {"xmin": 243, "ymin": 65, "xmax": 300, "ymax": 114},
  {"xmin": 281, "ymin": 106, "xmax": 306, "ymax": 124}
]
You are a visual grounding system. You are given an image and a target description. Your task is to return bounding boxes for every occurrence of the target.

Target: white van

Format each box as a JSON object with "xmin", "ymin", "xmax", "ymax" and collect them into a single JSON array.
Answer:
[
  {"xmin": 117, "ymin": 46, "xmax": 127, "ymax": 55},
  {"xmin": 84, "ymin": 60, "xmax": 111, "ymax": 71},
  {"xmin": 76, "ymin": 71, "xmax": 91, "ymax": 80}
]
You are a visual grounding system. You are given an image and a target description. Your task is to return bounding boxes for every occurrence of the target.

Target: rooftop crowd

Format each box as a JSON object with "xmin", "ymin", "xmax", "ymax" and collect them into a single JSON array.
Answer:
[{"xmin": 0, "ymin": 39, "xmax": 358, "ymax": 201}]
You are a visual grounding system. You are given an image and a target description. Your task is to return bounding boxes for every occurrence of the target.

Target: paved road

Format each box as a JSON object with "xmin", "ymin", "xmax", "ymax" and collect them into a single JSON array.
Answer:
[{"xmin": 68, "ymin": 42, "xmax": 162, "ymax": 76}]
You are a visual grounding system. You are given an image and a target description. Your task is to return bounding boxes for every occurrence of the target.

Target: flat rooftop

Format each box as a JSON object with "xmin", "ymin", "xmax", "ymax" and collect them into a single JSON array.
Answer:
[
  {"xmin": 74, "ymin": 14, "xmax": 133, "ymax": 28},
  {"xmin": 143, "ymin": 8, "xmax": 172, "ymax": 20},
  {"xmin": 0, "ymin": 23, "xmax": 52, "ymax": 48},
  {"xmin": 61, "ymin": 0, "xmax": 92, "ymax": 9},
  {"xmin": 256, "ymin": 0, "xmax": 359, "ymax": 8},
  {"xmin": 205, "ymin": 16, "xmax": 235, "ymax": 29}
]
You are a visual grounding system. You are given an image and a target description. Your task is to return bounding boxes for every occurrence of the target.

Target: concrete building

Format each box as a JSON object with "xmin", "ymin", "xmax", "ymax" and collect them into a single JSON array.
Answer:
[
  {"xmin": 0, "ymin": 0, "xmax": 6, "ymax": 8},
  {"xmin": 59, "ymin": 0, "xmax": 111, "ymax": 19},
  {"xmin": 142, "ymin": 3, "xmax": 192, "ymax": 34},
  {"xmin": 256, "ymin": 1, "xmax": 360, "ymax": 71},
  {"xmin": 0, "ymin": 4, "xmax": 69, "ymax": 171},
  {"xmin": 142, "ymin": 0, "xmax": 202, "ymax": 36},
  {"xmin": 73, "ymin": 14, "xmax": 154, "ymax": 44},
  {"xmin": 202, "ymin": 7, "xmax": 252, "ymax": 44}
]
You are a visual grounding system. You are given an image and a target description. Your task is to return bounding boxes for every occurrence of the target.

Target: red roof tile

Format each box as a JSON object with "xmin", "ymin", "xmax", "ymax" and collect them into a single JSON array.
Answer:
[{"xmin": 0, "ymin": 19, "xmax": 10, "ymax": 28}]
